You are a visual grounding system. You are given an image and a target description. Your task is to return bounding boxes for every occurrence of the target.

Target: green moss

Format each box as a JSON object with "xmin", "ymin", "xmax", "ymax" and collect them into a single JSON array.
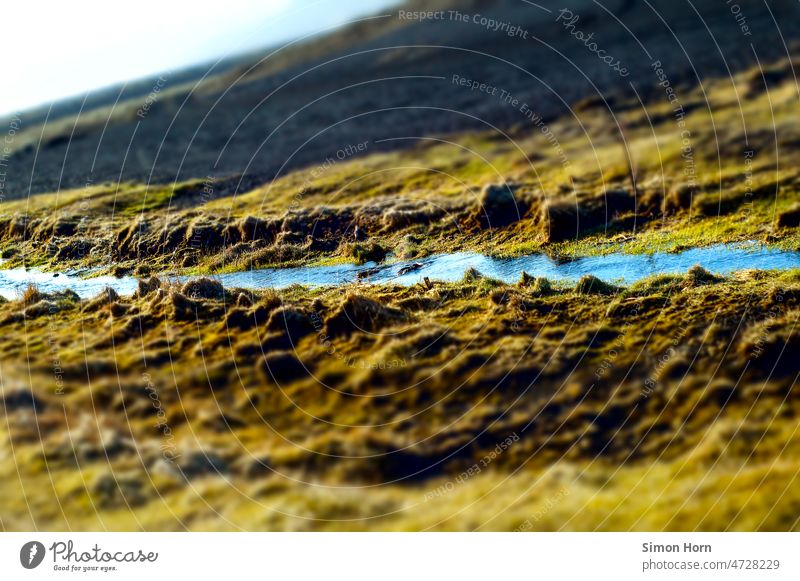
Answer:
[
  {"xmin": 1, "ymin": 267, "xmax": 799, "ymax": 529},
  {"xmin": 575, "ymin": 274, "xmax": 619, "ymax": 295},
  {"xmin": 345, "ymin": 242, "xmax": 387, "ymax": 264}
]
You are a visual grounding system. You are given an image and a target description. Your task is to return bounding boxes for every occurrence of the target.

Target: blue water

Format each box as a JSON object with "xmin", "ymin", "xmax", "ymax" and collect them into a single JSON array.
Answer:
[{"xmin": 1, "ymin": 243, "xmax": 798, "ymax": 300}]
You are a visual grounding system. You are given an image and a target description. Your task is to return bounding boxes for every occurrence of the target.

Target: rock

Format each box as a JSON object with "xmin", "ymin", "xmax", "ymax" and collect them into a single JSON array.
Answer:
[
  {"xmin": 87, "ymin": 286, "xmax": 120, "ymax": 310},
  {"xmin": 397, "ymin": 262, "xmax": 423, "ymax": 276}
]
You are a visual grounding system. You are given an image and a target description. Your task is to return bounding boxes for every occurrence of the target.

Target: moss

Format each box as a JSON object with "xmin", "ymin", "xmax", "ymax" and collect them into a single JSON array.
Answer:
[
  {"xmin": 266, "ymin": 307, "xmax": 315, "ymax": 342},
  {"xmin": 575, "ymin": 275, "xmax": 619, "ymax": 295},
  {"xmin": 628, "ymin": 274, "xmax": 684, "ymax": 295},
  {"xmin": 2, "ymin": 56, "xmax": 800, "ymax": 530},
  {"xmin": 462, "ymin": 267, "xmax": 484, "ymax": 283},
  {"xmin": 325, "ymin": 293, "xmax": 409, "ymax": 338},
  {"xmin": 345, "ymin": 242, "xmax": 387, "ymax": 264},
  {"xmin": 118, "ymin": 186, "xmax": 177, "ymax": 216},
  {"xmin": 0, "ymin": 270, "xmax": 798, "ymax": 529},
  {"xmin": 5, "ymin": 60, "xmax": 800, "ymax": 277},
  {"xmin": 476, "ymin": 183, "xmax": 523, "ymax": 228},
  {"xmin": 136, "ymin": 276, "xmax": 162, "ymax": 297},
  {"xmin": 181, "ymin": 277, "xmax": 225, "ymax": 300},
  {"xmin": 519, "ymin": 272, "xmax": 553, "ymax": 296},
  {"xmin": 686, "ymin": 265, "xmax": 723, "ymax": 286},
  {"xmin": 261, "ymin": 351, "xmax": 310, "ymax": 383},
  {"xmin": 238, "ymin": 216, "xmax": 277, "ymax": 242},
  {"xmin": 776, "ymin": 204, "xmax": 800, "ymax": 228}
]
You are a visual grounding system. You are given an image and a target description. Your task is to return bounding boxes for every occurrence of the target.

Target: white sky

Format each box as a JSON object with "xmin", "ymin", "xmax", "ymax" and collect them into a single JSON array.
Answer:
[{"xmin": 2, "ymin": 0, "xmax": 399, "ymax": 116}]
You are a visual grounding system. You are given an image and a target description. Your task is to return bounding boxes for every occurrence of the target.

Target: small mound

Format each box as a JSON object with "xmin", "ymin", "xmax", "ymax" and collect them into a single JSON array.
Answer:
[
  {"xmin": 266, "ymin": 307, "xmax": 315, "ymax": 342},
  {"xmin": 261, "ymin": 351, "xmax": 309, "ymax": 383},
  {"xmin": 7, "ymin": 215, "xmax": 29, "ymax": 238},
  {"xmin": 21, "ymin": 283, "xmax": 44, "ymax": 306},
  {"xmin": 776, "ymin": 204, "xmax": 800, "ymax": 228},
  {"xmin": 382, "ymin": 205, "xmax": 444, "ymax": 230},
  {"xmin": 2, "ymin": 390, "xmax": 44, "ymax": 412},
  {"xmin": 99, "ymin": 286, "xmax": 120, "ymax": 303},
  {"xmin": 84, "ymin": 287, "xmax": 120, "ymax": 312},
  {"xmin": 533, "ymin": 277, "xmax": 553, "ymax": 296},
  {"xmin": 489, "ymin": 288, "xmax": 513, "ymax": 305},
  {"xmin": 476, "ymin": 183, "xmax": 522, "ymax": 228},
  {"xmin": 686, "ymin": 265, "xmax": 722, "ymax": 286},
  {"xmin": 22, "ymin": 300, "xmax": 59, "ymax": 319},
  {"xmin": 575, "ymin": 275, "xmax": 618, "ymax": 295},
  {"xmin": 542, "ymin": 189, "xmax": 637, "ymax": 242},
  {"xmin": 223, "ymin": 303, "xmax": 272, "ymax": 331},
  {"xmin": 462, "ymin": 267, "xmax": 484, "ymax": 282},
  {"xmin": 185, "ymin": 220, "xmax": 226, "ymax": 250},
  {"xmin": 345, "ymin": 242, "xmax": 387, "ymax": 264},
  {"xmin": 92, "ymin": 473, "xmax": 146, "ymax": 509},
  {"xmin": 20, "ymin": 290, "xmax": 78, "ymax": 318},
  {"xmin": 664, "ymin": 186, "xmax": 694, "ymax": 215},
  {"xmin": 377, "ymin": 325, "xmax": 456, "ymax": 360},
  {"xmin": 542, "ymin": 199, "xmax": 580, "ymax": 242},
  {"xmin": 168, "ymin": 291, "xmax": 197, "ymax": 321},
  {"xmin": 51, "ymin": 216, "xmax": 80, "ymax": 236},
  {"xmin": 238, "ymin": 215, "xmax": 277, "ymax": 242},
  {"xmin": 235, "ymin": 291, "xmax": 254, "ymax": 307},
  {"xmin": 178, "ymin": 451, "xmax": 229, "ymax": 480},
  {"xmin": 519, "ymin": 272, "xmax": 553, "ymax": 295},
  {"xmin": 607, "ymin": 295, "xmax": 665, "ymax": 318},
  {"xmin": 136, "ymin": 276, "xmax": 161, "ymax": 297},
  {"xmin": 740, "ymin": 315, "xmax": 800, "ymax": 377},
  {"xmin": 182, "ymin": 277, "xmax": 225, "ymax": 300},
  {"xmin": 325, "ymin": 294, "xmax": 409, "ymax": 338}
]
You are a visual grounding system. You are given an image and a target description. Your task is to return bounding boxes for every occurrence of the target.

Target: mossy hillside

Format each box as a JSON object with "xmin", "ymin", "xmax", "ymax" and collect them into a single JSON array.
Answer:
[
  {"xmin": 1, "ymin": 59, "xmax": 799, "ymax": 274},
  {"xmin": 0, "ymin": 267, "xmax": 798, "ymax": 530}
]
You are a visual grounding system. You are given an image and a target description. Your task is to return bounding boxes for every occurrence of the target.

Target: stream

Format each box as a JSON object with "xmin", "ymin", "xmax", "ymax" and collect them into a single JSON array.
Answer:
[{"xmin": 1, "ymin": 242, "xmax": 798, "ymax": 300}]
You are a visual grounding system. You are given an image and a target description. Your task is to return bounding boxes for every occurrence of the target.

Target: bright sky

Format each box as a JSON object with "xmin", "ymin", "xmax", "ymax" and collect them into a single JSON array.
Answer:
[{"xmin": 2, "ymin": 0, "xmax": 399, "ymax": 116}]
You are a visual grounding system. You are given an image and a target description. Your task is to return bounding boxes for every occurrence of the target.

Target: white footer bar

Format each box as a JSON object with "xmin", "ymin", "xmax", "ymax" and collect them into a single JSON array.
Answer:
[{"xmin": 1, "ymin": 533, "xmax": 797, "ymax": 580}]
